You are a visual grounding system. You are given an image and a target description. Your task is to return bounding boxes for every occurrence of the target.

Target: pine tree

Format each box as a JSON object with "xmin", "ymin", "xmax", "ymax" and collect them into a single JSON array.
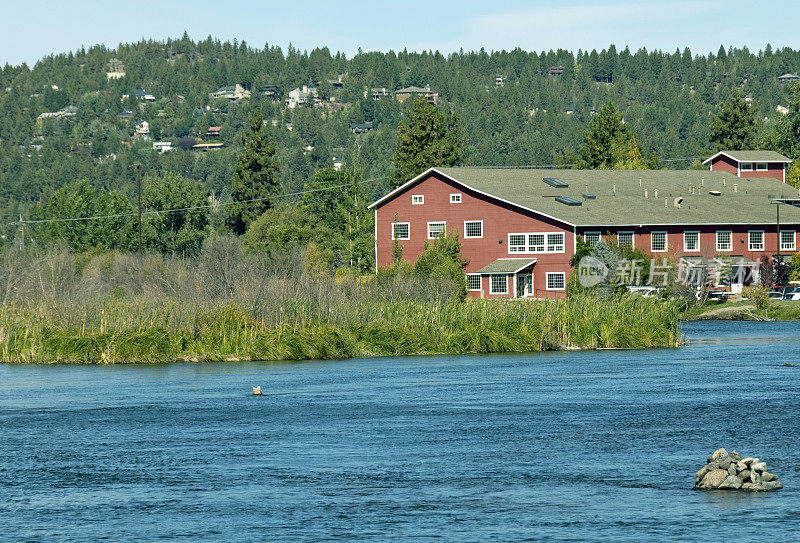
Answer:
[
  {"xmin": 709, "ymin": 88, "xmax": 758, "ymax": 151},
  {"xmin": 577, "ymin": 101, "xmax": 646, "ymax": 169},
  {"xmin": 390, "ymin": 97, "xmax": 464, "ymax": 188},
  {"xmin": 226, "ymin": 110, "xmax": 280, "ymax": 235}
]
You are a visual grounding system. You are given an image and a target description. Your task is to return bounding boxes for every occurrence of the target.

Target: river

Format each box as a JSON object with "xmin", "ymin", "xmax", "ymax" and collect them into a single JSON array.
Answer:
[{"xmin": 1, "ymin": 321, "xmax": 799, "ymax": 541}]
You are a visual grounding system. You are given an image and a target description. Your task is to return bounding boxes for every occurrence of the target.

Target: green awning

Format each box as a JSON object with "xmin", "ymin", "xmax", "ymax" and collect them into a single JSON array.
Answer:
[{"xmin": 476, "ymin": 258, "xmax": 537, "ymax": 274}]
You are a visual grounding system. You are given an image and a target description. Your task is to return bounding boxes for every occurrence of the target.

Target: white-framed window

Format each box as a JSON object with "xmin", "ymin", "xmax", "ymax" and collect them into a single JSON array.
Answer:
[
  {"xmin": 716, "ymin": 230, "xmax": 732, "ymax": 251},
  {"xmin": 411, "ymin": 194, "xmax": 424, "ymax": 205},
  {"xmin": 392, "ymin": 222, "xmax": 410, "ymax": 240},
  {"xmin": 684, "ymin": 231, "xmax": 700, "ymax": 252},
  {"xmin": 781, "ymin": 230, "xmax": 796, "ymax": 251},
  {"xmin": 490, "ymin": 274, "xmax": 507, "ymax": 294},
  {"xmin": 467, "ymin": 274, "xmax": 482, "ymax": 291},
  {"xmin": 546, "ymin": 272, "xmax": 566, "ymax": 291},
  {"xmin": 584, "ymin": 231, "xmax": 601, "ymax": 246},
  {"xmin": 740, "ymin": 162, "xmax": 753, "ymax": 171},
  {"xmin": 748, "ymin": 230, "xmax": 764, "ymax": 251},
  {"xmin": 651, "ymin": 231, "xmax": 667, "ymax": 252},
  {"xmin": 427, "ymin": 221, "xmax": 446, "ymax": 239},
  {"xmin": 756, "ymin": 162, "xmax": 768, "ymax": 171},
  {"xmin": 508, "ymin": 232, "xmax": 564, "ymax": 254},
  {"xmin": 464, "ymin": 220, "xmax": 483, "ymax": 239},
  {"xmin": 546, "ymin": 233, "xmax": 565, "ymax": 252},
  {"xmin": 618, "ymin": 231, "xmax": 634, "ymax": 248},
  {"xmin": 449, "ymin": 193, "xmax": 462, "ymax": 203}
]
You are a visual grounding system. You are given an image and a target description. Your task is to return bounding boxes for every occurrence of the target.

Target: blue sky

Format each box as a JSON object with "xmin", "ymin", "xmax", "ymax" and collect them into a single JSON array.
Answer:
[{"xmin": 3, "ymin": 0, "xmax": 799, "ymax": 66}]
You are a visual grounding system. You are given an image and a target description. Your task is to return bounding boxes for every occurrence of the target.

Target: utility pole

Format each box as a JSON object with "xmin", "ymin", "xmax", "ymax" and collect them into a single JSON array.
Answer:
[
  {"xmin": 776, "ymin": 202, "xmax": 781, "ymax": 258},
  {"xmin": 136, "ymin": 163, "xmax": 142, "ymax": 254}
]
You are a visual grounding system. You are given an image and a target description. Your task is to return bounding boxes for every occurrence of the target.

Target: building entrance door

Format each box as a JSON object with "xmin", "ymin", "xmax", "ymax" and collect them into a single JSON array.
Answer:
[{"xmin": 516, "ymin": 273, "xmax": 532, "ymax": 298}]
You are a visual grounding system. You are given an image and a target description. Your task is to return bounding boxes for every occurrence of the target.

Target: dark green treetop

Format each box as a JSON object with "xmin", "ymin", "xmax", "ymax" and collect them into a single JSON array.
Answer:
[
  {"xmin": 577, "ymin": 101, "xmax": 648, "ymax": 169},
  {"xmin": 226, "ymin": 110, "xmax": 280, "ymax": 235},
  {"xmin": 390, "ymin": 97, "xmax": 464, "ymax": 188},
  {"xmin": 709, "ymin": 87, "xmax": 758, "ymax": 151}
]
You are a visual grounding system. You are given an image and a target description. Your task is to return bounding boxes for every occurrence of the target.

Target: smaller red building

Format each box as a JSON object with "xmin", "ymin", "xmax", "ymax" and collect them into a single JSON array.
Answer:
[{"xmin": 703, "ymin": 150, "xmax": 791, "ymax": 183}]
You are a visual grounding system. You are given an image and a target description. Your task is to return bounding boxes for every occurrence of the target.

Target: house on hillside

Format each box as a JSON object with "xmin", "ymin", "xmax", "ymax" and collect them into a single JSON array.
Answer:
[
  {"xmin": 134, "ymin": 88, "xmax": 156, "ymax": 101},
  {"xmin": 547, "ymin": 66, "xmax": 564, "ymax": 76},
  {"xmin": 152, "ymin": 141, "xmax": 172, "ymax": 154},
  {"xmin": 118, "ymin": 109, "xmax": 133, "ymax": 119},
  {"xmin": 370, "ymin": 87, "xmax": 390, "ymax": 100},
  {"xmin": 495, "ymin": 75, "xmax": 505, "ymax": 87},
  {"xmin": 287, "ymin": 85, "xmax": 317, "ymax": 108},
  {"xmin": 327, "ymin": 74, "xmax": 346, "ymax": 88},
  {"xmin": 778, "ymin": 73, "xmax": 799, "ymax": 83},
  {"xmin": 211, "ymin": 84, "xmax": 250, "ymax": 100},
  {"xmin": 37, "ymin": 105, "xmax": 77, "ymax": 120},
  {"xmin": 259, "ymin": 85, "xmax": 279, "ymax": 99},
  {"xmin": 394, "ymin": 85, "xmax": 438, "ymax": 105},
  {"xmin": 349, "ymin": 122, "xmax": 373, "ymax": 134},
  {"xmin": 192, "ymin": 142, "xmax": 224, "ymax": 151},
  {"xmin": 206, "ymin": 126, "xmax": 221, "ymax": 137},
  {"xmin": 703, "ymin": 150, "xmax": 792, "ymax": 183},
  {"xmin": 370, "ymin": 162, "xmax": 800, "ymax": 299},
  {"xmin": 134, "ymin": 121, "xmax": 150, "ymax": 139}
]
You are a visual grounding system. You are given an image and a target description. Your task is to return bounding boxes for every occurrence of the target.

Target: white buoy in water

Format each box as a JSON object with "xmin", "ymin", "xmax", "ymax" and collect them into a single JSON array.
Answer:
[{"xmin": 252, "ymin": 386, "xmax": 262, "ymax": 395}]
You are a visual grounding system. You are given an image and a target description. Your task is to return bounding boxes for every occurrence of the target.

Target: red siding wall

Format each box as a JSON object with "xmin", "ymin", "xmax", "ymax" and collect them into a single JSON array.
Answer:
[
  {"xmin": 375, "ymin": 172, "xmax": 574, "ymax": 298},
  {"xmin": 710, "ymin": 155, "xmax": 786, "ymax": 182},
  {"xmin": 578, "ymin": 226, "xmax": 798, "ymax": 261},
  {"xmin": 710, "ymin": 155, "xmax": 738, "ymax": 175},
  {"xmin": 375, "ymin": 172, "xmax": 800, "ymax": 299},
  {"xmin": 742, "ymin": 162, "xmax": 785, "ymax": 182}
]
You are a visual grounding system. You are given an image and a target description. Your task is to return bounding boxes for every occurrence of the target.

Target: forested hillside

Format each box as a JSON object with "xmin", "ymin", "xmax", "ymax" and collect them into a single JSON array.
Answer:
[{"xmin": 1, "ymin": 35, "xmax": 799, "ymax": 249}]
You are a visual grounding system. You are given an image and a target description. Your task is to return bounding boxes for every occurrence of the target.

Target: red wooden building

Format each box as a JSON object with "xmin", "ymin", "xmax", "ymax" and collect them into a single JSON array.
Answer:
[
  {"xmin": 370, "ymin": 167, "xmax": 800, "ymax": 299},
  {"xmin": 703, "ymin": 150, "xmax": 791, "ymax": 183}
]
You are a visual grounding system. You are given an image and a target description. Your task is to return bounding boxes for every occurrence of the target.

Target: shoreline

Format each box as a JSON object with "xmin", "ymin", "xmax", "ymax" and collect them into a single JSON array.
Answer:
[
  {"xmin": 0, "ymin": 296, "xmax": 682, "ymax": 365},
  {"xmin": 683, "ymin": 300, "xmax": 800, "ymax": 322}
]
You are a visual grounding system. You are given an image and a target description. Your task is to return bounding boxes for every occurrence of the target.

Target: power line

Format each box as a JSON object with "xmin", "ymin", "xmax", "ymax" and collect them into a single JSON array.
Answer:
[{"xmin": 13, "ymin": 175, "xmax": 388, "ymax": 226}]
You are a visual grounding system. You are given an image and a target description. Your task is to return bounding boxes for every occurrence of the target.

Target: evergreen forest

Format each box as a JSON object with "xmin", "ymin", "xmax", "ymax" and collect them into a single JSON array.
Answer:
[{"xmin": 2, "ymin": 35, "xmax": 800, "ymax": 263}]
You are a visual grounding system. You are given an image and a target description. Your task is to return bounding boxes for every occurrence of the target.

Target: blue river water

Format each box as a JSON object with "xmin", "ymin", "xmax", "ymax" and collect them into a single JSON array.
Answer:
[{"xmin": 1, "ymin": 321, "xmax": 799, "ymax": 542}]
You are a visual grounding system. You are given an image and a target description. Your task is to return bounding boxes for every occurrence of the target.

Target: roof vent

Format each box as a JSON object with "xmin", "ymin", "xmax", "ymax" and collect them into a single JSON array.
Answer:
[
  {"xmin": 673, "ymin": 197, "xmax": 684, "ymax": 208},
  {"xmin": 543, "ymin": 177, "xmax": 569, "ymax": 188},
  {"xmin": 709, "ymin": 190, "xmax": 722, "ymax": 196},
  {"xmin": 555, "ymin": 196, "xmax": 582, "ymax": 206},
  {"xmin": 582, "ymin": 193, "xmax": 596, "ymax": 200}
]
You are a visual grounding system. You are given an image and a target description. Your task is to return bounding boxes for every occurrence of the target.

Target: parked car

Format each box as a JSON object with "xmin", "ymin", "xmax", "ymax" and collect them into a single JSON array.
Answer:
[
  {"xmin": 770, "ymin": 285, "xmax": 800, "ymax": 300},
  {"xmin": 627, "ymin": 286, "xmax": 659, "ymax": 297},
  {"xmin": 705, "ymin": 289, "xmax": 727, "ymax": 301}
]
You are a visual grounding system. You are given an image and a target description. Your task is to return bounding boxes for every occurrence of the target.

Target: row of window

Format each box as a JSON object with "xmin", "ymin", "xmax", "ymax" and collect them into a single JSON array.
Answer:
[
  {"xmin": 393, "ymin": 223, "xmax": 567, "ymax": 254},
  {"xmin": 411, "ymin": 193, "xmax": 462, "ymax": 205},
  {"xmin": 395, "ymin": 223, "xmax": 798, "ymax": 253},
  {"xmin": 740, "ymin": 162, "xmax": 769, "ymax": 171},
  {"xmin": 466, "ymin": 272, "xmax": 566, "ymax": 293},
  {"xmin": 585, "ymin": 230, "xmax": 796, "ymax": 253},
  {"xmin": 508, "ymin": 232, "xmax": 565, "ymax": 254},
  {"xmin": 391, "ymin": 220, "xmax": 484, "ymax": 240},
  {"xmin": 585, "ymin": 231, "xmax": 633, "ymax": 247}
]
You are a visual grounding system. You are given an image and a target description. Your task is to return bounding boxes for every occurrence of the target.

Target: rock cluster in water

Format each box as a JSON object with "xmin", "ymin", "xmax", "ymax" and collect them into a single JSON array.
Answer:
[{"xmin": 695, "ymin": 448, "xmax": 782, "ymax": 491}]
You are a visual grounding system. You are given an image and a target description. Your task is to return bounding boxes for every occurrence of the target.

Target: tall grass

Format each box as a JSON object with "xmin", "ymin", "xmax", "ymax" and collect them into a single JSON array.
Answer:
[{"xmin": 0, "ymin": 244, "xmax": 681, "ymax": 364}]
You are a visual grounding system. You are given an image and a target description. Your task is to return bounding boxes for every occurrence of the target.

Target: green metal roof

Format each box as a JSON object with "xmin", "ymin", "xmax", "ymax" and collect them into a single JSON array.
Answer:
[
  {"xmin": 704, "ymin": 150, "xmax": 792, "ymax": 163},
  {"xmin": 433, "ymin": 167, "xmax": 800, "ymax": 227},
  {"xmin": 476, "ymin": 258, "xmax": 537, "ymax": 274}
]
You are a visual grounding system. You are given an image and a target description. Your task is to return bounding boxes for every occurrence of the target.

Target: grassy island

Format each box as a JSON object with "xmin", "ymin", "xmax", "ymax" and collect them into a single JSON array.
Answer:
[{"xmin": 0, "ymin": 248, "xmax": 681, "ymax": 364}]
